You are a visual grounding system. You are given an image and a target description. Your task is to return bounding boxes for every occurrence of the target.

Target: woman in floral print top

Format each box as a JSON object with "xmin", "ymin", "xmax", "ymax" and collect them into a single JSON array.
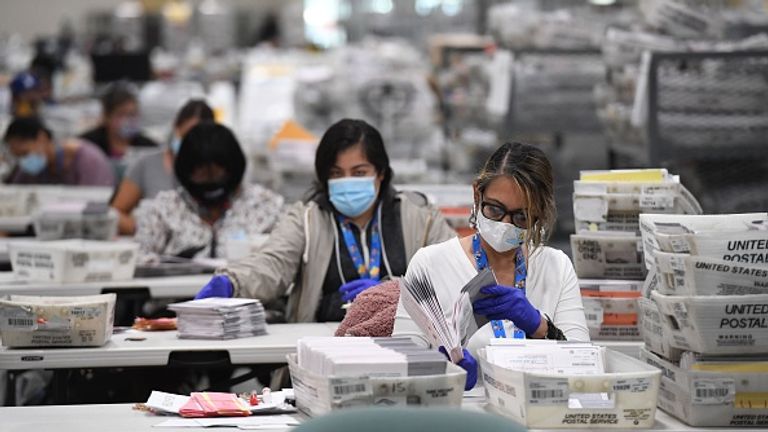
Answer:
[{"xmin": 135, "ymin": 122, "xmax": 283, "ymax": 261}]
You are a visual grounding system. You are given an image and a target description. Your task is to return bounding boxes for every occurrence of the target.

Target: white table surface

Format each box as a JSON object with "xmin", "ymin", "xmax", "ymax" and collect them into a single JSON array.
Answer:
[
  {"xmin": 0, "ymin": 323, "xmax": 339, "ymax": 370},
  {"xmin": 0, "ymin": 396, "xmax": 742, "ymax": 432},
  {"xmin": 0, "ymin": 272, "xmax": 210, "ymax": 298}
]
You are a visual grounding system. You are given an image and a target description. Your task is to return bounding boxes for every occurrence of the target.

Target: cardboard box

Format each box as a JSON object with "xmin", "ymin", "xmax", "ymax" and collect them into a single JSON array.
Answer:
[
  {"xmin": 571, "ymin": 233, "xmax": 646, "ymax": 280},
  {"xmin": 0, "ymin": 294, "xmax": 116, "ymax": 347},
  {"xmin": 8, "ymin": 240, "xmax": 138, "ymax": 283},
  {"xmin": 638, "ymin": 213, "xmax": 768, "ymax": 270},
  {"xmin": 651, "ymin": 291, "xmax": 768, "ymax": 355},
  {"xmin": 479, "ymin": 348, "xmax": 660, "ymax": 429},
  {"xmin": 654, "ymin": 251, "xmax": 768, "ymax": 296},
  {"xmin": 640, "ymin": 347, "xmax": 768, "ymax": 427},
  {"xmin": 287, "ymin": 353, "xmax": 465, "ymax": 417}
]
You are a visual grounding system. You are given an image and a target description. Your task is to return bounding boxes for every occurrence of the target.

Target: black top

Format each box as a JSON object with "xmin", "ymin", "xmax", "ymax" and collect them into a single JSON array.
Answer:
[
  {"xmin": 315, "ymin": 188, "xmax": 406, "ymax": 322},
  {"xmin": 80, "ymin": 126, "xmax": 158, "ymax": 158}
]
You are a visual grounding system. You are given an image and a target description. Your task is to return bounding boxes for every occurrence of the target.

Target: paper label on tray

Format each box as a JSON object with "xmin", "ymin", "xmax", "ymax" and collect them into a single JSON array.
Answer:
[
  {"xmin": 692, "ymin": 378, "xmax": 736, "ymax": 405},
  {"xmin": 613, "ymin": 377, "xmax": 651, "ymax": 393},
  {"xmin": 0, "ymin": 308, "xmax": 37, "ymax": 331},
  {"xmin": 667, "ymin": 255, "xmax": 686, "ymax": 271},
  {"xmin": 583, "ymin": 300, "xmax": 604, "ymax": 327},
  {"xmin": 69, "ymin": 306, "xmax": 103, "ymax": 320},
  {"xmin": 528, "ymin": 379, "xmax": 569, "ymax": 405},
  {"xmin": 639, "ymin": 193, "xmax": 675, "ymax": 210},
  {"xmin": 574, "ymin": 196, "xmax": 608, "ymax": 222},
  {"xmin": 669, "ymin": 237, "xmax": 690, "ymax": 253}
]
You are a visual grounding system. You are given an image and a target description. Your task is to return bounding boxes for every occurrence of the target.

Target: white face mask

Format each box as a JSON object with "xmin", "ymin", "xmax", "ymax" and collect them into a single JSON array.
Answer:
[{"xmin": 476, "ymin": 207, "xmax": 527, "ymax": 252}]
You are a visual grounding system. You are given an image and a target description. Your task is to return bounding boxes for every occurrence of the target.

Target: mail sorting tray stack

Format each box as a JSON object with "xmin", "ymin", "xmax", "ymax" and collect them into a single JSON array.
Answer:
[
  {"xmin": 569, "ymin": 169, "xmax": 702, "ymax": 341},
  {"xmin": 637, "ymin": 212, "xmax": 768, "ymax": 427}
]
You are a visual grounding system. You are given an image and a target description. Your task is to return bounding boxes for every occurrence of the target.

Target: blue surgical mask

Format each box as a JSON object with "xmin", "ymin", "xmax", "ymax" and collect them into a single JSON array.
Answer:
[
  {"xmin": 476, "ymin": 208, "xmax": 527, "ymax": 252},
  {"xmin": 328, "ymin": 176, "xmax": 377, "ymax": 218},
  {"xmin": 170, "ymin": 135, "xmax": 182, "ymax": 154},
  {"xmin": 18, "ymin": 152, "xmax": 48, "ymax": 176}
]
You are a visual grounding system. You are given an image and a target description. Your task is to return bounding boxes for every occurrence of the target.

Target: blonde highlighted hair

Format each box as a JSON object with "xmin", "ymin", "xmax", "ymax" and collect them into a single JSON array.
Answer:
[{"xmin": 472, "ymin": 142, "xmax": 556, "ymax": 251}]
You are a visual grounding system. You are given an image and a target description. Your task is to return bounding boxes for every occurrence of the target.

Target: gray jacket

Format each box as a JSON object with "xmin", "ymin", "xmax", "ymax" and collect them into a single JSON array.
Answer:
[{"xmin": 219, "ymin": 192, "xmax": 456, "ymax": 322}]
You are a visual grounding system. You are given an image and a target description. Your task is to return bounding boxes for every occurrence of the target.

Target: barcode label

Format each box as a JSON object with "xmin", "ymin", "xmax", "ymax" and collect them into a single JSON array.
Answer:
[
  {"xmin": 7, "ymin": 318, "xmax": 34, "ymax": 328},
  {"xmin": 614, "ymin": 378, "xmax": 650, "ymax": 393},
  {"xmin": 528, "ymin": 379, "xmax": 569, "ymax": 405},
  {"xmin": 531, "ymin": 389, "xmax": 564, "ymax": 399},
  {"xmin": 583, "ymin": 300, "xmax": 603, "ymax": 327},
  {"xmin": 692, "ymin": 379, "xmax": 735, "ymax": 405},
  {"xmin": 669, "ymin": 238, "xmax": 690, "ymax": 253},
  {"xmin": 696, "ymin": 388, "xmax": 728, "ymax": 398},
  {"xmin": 330, "ymin": 377, "xmax": 370, "ymax": 402},
  {"xmin": 333, "ymin": 384, "xmax": 367, "ymax": 395},
  {"xmin": 0, "ymin": 310, "xmax": 37, "ymax": 330}
]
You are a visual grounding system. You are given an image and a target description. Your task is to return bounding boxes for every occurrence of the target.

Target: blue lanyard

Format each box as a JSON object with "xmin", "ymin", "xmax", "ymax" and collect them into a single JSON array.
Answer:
[
  {"xmin": 336, "ymin": 212, "xmax": 382, "ymax": 282},
  {"xmin": 472, "ymin": 234, "xmax": 527, "ymax": 338}
]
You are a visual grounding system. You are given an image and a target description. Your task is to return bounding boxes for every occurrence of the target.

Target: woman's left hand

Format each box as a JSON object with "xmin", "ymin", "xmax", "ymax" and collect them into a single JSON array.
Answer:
[
  {"xmin": 472, "ymin": 285, "xmax": 541, "ymax": 336},
  {"xmin": 339, "ymin": 278, "xmax": 379, "ymax": 302}
]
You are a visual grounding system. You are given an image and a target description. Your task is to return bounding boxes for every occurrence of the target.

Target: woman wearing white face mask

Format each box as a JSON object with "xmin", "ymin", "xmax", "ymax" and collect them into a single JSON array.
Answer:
[
  {"xmin": 393, "ymin": 142, "xmax": 589, "ymax": 389},
  {"xmin": 193, "ymin": 118, "xmax": 456, "ymax": 324}
]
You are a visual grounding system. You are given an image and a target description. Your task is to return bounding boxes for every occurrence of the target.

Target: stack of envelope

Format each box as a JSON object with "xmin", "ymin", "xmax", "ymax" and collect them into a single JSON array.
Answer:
[
  {"xmin": 169, "ymin": 298, "xmax": 267, "ymax": 339},
  {"xmin": 297, "ymin": 336, "xmax": 448, "ymax": 377}
]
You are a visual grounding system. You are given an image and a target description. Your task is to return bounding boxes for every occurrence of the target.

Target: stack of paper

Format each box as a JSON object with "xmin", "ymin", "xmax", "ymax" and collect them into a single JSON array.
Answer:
[
  {"xmin": 399, "ymin": 268, "xmax": 476, "ymax": 363},
  {"xmin": 485, "ymin": 339, "xmax": 606, "ymax": 375},
  {"xmin": 297, "ymin": 336, "xmax": 448, "ymax": 377},
  {"xmin": 168, "ymin": 298, "xmax": 267, "ymax": 339}
]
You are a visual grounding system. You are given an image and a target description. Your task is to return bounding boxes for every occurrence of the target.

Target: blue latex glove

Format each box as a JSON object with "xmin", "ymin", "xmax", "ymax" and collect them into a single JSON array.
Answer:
[
  {"xmin": 194, "ymin": 275, "xmax": 234, "ymax": 299},
  {"xmin": 439, "ymin": 346, "xmax": 478, "ymax": 391},
  {"xmin": 339, "ymin": 278, "xmax": 379, "ymax": 302},
  {"xmin": 472, "ymin": 285, "xmax": 542, "ymax": 336}
]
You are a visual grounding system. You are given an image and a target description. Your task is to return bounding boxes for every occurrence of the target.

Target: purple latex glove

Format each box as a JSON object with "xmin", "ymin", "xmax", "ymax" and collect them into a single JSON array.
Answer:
[
  {"xmin": 472, "ymin": 285, "xmax": 541, "ymax": 336},
  {"xmin": 439, "ymin": 346, "xmax": 478, "ymax": 391},
  {"xmin": 194, "ymin": 275, "xmax": 234, "ymax": 299},
  {"xmin": 339, "ymin": 278, "xmax": 379, "ymax": 302}
]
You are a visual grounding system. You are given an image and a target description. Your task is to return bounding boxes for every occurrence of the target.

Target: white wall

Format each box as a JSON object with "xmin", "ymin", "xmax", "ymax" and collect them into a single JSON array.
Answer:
[
  {"xmin": 0, "ymin": 0, "xmax": 295, "ymax": 40},
  {"xmin": 0, "ymin": 0, "xmax": 125, "ymax": 39}
]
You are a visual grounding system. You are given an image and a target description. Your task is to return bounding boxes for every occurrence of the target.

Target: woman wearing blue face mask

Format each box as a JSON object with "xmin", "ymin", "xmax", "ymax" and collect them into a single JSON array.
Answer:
[
  {"xmin": 194, "ymin": 118, "xmax": 456, "ymax": 324},
  {"xmin": 3, "ymin": 116, "xmax": 115, "ymax": 186},
  {"xmin": 393, "ymin": 142, "xmax": 589, "ymax": 390},
  {"xmin": 111, "ymin": 100, "xmax": 215, "ymax": 235}
]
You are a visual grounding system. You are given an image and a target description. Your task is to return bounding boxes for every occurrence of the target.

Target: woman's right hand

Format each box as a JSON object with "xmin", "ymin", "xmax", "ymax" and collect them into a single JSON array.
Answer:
[
  {"xmin": 439, "ymin": 346, "xmax": 478, "ymax": 391},
  {"xmin": 194, "ymin": 275, "xmax": 234, "ymax": 299}
]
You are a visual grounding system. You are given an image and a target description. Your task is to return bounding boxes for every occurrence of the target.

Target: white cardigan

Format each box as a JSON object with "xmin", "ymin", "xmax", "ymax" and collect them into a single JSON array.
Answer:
[{"xmin": 393, "ymin": 237, "xmax": 590, "ymax": 356}]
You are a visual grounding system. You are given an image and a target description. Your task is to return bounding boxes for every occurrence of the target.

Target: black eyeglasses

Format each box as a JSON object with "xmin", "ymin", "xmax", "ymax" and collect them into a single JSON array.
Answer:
[{"xmin": 481, "ymin": 200, "xmax": 528, "ymax": 229}]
